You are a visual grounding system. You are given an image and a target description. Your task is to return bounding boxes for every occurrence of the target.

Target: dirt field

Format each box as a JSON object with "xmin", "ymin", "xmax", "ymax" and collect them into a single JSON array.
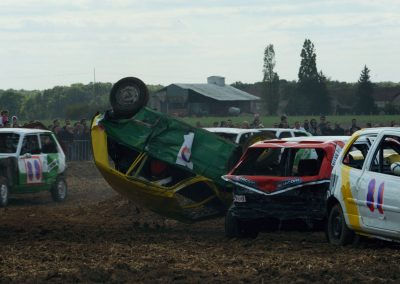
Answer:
[{"xmin": 1, "ymin": 162, "xmax": 400, "ymax": 283}]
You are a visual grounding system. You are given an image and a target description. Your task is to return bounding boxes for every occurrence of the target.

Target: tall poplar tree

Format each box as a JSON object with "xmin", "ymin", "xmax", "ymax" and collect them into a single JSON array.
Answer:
[
  {"xmin": 287, "ymin": 39, "xmax": 331, "ymax": 115},
  {"xmin": 262, "ymin": 44, "xmax": 280, "ymax": 115},
  {"xmin": 354, "ymin": 65, "xmax": 376, "ymax": 114}
]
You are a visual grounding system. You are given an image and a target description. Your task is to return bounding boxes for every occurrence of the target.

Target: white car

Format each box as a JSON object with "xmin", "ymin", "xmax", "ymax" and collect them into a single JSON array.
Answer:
[
  {"xmin": 204, "ymin": 128, "xmax": 312, "ymax": 145},
  {"xmin": 0, "ymin": 128, "xmax": 67, "ymax": 207},
  {"xmin": 326, "ymin": 127, "xmax": 400, "ymax": 245},
  {"xmin": 258, "ymin": 128, "xmax": 311, "ymax": 139},
  {"xmin": 203, "ymin": 128, "xmax": 261, "ymax": 144}
]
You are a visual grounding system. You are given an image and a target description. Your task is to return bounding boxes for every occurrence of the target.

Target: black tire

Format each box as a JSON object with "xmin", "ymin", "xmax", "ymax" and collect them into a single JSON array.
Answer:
[
  {"xmin": 225, "ymin": 209, "xmax": 258, "ymax": 238},
  {"xmin": 51, "ymin": 177, "xmax": 67, "ymax": 202},
  {"xmin": 327, "ymin": 203, "xmax": 354, "ymax": 245},
  {"xmin": 109, "ymin": 77, "xmax": 149, "ymax": 119},
  {"xmin": 0, "ymin": 177, "xmax": 9, "ymax": 207}
]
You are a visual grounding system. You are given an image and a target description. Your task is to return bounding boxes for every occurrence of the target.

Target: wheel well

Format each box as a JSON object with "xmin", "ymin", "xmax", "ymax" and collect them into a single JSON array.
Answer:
[{"xmin": 326, "ymin": 196, "xmax": 339, "ymax": 214}]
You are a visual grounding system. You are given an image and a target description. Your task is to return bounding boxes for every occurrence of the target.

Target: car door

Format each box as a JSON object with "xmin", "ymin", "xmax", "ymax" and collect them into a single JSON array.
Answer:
[
  {"xmin": 40, "ymin": 133, "xmax": 61, "ymax": 186},
  {"xmin": 18, "ymin": 134, "xmax": 48, "ymax": 190},
  {"xmin": 356, "ymin": 133, "xmax": 400, "ymax": 234},
  {"xmin": 339, "ymin": 135, "xmax": 371, "ymax": 227}
]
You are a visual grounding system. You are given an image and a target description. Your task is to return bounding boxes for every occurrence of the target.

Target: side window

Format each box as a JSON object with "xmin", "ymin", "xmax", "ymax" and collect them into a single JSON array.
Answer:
[
  {"xmin": 342, "ymin": 137, "xmax": 370, "ymax": 170},
  {"xmin": 40, "ymin": 134, "xmax": 58, "ymax": 154},
  {"xmin": 20, "ymin": 135, "xmax": 40, "ymax": 155},
  {"xmin": 369, "ymin": 135, "xmax": 400, "ymax": 175},
  {"xmin": 279, "ymin": 132, "xmax": 291, "ymax": 139},
  {"xmin": 295, "ymin": 132, "xmax": 308, "ymax": 137}
]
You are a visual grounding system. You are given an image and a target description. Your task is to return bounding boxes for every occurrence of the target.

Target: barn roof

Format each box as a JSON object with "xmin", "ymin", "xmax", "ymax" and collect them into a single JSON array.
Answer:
[{"xmin": 172, "ymin": 83, "xmax": 260, "ymax": 101}]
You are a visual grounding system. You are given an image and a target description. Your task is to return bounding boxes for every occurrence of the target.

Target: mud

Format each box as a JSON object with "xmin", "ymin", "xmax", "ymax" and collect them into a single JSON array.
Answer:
[{"xmin": 1, "ymin": 161, "xmax": 400, "ymax": 283}]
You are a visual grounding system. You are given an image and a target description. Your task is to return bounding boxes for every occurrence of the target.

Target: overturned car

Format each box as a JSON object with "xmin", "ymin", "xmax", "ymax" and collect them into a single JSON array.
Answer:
[
  {"xmin": 91, "ymin": 77, "xmax": 242, "ymax": 223},
  {"xmin": 222, "ymin": 137, "xmax": 348, "ymax": 238}
]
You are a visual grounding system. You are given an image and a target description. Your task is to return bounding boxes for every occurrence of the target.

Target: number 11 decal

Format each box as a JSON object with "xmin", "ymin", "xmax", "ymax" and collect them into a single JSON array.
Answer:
[{"xmin": 367, "ymin": 179, "xmax": 384, "ymax": 214}]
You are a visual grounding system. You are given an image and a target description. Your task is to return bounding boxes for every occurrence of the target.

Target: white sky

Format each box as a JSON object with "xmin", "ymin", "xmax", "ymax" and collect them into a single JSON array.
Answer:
[{"xmin": 1, "ymin": 0, "xmax": 399, "ymax": 90}]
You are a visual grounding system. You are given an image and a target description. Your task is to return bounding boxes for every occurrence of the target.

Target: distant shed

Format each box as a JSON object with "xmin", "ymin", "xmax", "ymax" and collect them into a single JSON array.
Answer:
[{"xmin": 149, "ymin": 76, "xmax": 260, "ymax": 116}]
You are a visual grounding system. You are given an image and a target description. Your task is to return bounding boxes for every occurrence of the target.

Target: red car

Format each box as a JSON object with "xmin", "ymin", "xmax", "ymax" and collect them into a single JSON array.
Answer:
[{"xmin": 222, "ymin": 137, "xmax": 347, "ymax": 238}]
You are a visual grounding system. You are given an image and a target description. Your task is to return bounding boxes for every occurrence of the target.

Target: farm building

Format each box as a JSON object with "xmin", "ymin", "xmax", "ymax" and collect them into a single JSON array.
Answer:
[{"xmin": 149, "ymin": 76, "xmax": 260, "ymax": 116}]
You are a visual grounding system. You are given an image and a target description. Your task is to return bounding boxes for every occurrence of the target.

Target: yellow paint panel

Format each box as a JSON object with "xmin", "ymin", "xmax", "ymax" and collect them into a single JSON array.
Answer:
[{"xmin": 341, "ymin": 166, "xmax": 361, "ymax": 230}]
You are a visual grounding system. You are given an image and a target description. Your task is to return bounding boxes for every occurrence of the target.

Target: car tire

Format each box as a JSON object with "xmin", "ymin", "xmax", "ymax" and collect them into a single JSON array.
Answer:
[
  {"xmin": 225, "ymin": 209, "xmax": 258, "ymax": 238},
  {"xmin": 327, "ymin": 203, "xmax": 354, "ymax": 245},
  {"xmin": 109, "ymin": 77, "xmax": 149, "ymax": 119},
  {"xmin": 0, "ymin": 177, "xmax": 9, "ymax": 207},
  {"xmin": 51, "ymin": 177, "xmax": 68, "ymax": 202}
]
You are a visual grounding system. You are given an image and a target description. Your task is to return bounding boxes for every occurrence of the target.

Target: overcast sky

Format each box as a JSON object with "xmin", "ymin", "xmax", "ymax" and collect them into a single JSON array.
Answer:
[{"xmin": 1, "ymin": 0, "xmax": 399, "ymax": 90}]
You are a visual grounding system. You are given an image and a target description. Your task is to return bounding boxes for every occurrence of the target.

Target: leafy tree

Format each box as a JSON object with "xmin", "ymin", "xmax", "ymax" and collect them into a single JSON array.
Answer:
[
  {"xmin": 0, "ymin": 90, "xmax": 25, "ymax": 117},
  {"xmin": 287, "ymin": 39, "xmax": 331, "ymax": 115},
  {"xmin": 262, "ymin": 44, "xmax": 280, "ymax": 115},
  {"xmin": 354, "ymin": 65, "xmax": 377, "ymax": 114}
]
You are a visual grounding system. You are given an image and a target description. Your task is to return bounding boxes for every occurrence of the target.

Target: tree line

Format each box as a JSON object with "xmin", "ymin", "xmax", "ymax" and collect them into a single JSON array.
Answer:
[
  {"xmin": 0, "ymin": 38, "xmax": 399, "ymax": 119},
  {"xmin": 249, "ymin": 39, "xmax": 395, "ymax": 115}
]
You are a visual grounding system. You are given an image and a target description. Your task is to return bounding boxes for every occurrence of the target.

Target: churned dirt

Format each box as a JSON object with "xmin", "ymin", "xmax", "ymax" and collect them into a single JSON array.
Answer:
[{"xmin": 1, "ymin": 161, "xmax": 400, "ymax": 283}]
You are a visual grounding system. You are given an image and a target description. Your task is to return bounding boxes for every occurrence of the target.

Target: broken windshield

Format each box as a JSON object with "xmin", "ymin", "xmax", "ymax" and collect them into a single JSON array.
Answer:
[{"xmin": 233, "ymin": 147, "xmax": 324, "ymax": 177}]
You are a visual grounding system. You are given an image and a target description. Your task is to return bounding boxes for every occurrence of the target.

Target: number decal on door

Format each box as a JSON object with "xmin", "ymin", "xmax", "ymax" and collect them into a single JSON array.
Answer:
[
  {"xmin": 366, "ymin": 179, "xmax": 384, "ymax": 214},
  {"xmin": 24, "ymin": 157, "xmax": 43, "ymax": 184}
]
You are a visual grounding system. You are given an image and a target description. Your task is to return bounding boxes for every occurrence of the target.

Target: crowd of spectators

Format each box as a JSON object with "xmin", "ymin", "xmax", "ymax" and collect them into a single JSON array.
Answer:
[{"xmin": 197, "ymin": 114, "xmax": 400, "ymax": 136}]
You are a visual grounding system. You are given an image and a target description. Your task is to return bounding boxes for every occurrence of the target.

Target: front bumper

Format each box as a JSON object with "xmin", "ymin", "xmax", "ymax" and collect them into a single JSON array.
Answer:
[{"xmin": 230, "ymin": 184, "xmax": 329, "ymax": 221}]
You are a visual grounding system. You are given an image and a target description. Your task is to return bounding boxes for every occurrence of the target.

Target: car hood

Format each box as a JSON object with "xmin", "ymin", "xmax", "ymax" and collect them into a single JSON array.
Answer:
[{"xmin": 222, "ymin": 174, "xmax": 330, "ymax": 196}]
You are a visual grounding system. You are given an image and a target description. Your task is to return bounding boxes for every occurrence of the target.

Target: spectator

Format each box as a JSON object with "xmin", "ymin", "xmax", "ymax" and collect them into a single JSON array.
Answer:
[
  {"xmin": 278, "ymin": 115, "xmax": 289, "ymax": 128},
  {"xmin": 323, "ymin": 121, "xmax": 334, "ymax": 136},
  {"xmin": 212, "ymin": 121, "xmax": 219, "ymax": 127},
  {"xmin": 227, "ymin": 119, "xmax": 233, "ymax": 128},
  {"xmin": 303, "ymin": 119, "xmax": 310, "ymax": 132},
  {"xmin": 318, "ymin": 115, "xmax": 327, "ymax": 134},
  {"xmin": 350, "ymin": 119, "xmax": 361, "ymax": 134},
  {"xmin": 390, "ymin": 120, "xmax": 396, "ymax": 127},
  {"xmin": 220, "ymin": 121, "xmax": 227, "ymax": 127},
  {"xmin": 242, "ymin": 121, "xmax": 250, "ymax": 129},
  {"xmin": 11, "ymin": 116, "xmax": 20, "ymax": 128},
  {"xmin": 309, "ymin": 119, "xmax": 319, "ymax": 135},
  {"xmin": 273, "ymin": 122, "xmax": 279, "ymax": 128},
  {"xmin": 293, "ymin": 121, "xmax": 305, "ymax": 131},
  {"xmin": 52, "ymin": 120, "xmax": 60, "ymax": 132},
  {"xmin": 250, "ymin": 113, "xmax": 260, "ymax": 128},
  {"xmin": 333, "ymin": 123, "xmax": 345, "ymax": 135}
]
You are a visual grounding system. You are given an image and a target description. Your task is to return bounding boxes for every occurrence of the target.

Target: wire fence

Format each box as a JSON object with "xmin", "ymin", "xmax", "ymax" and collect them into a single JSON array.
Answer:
[{"xmin": 60, "ymin": 140, "xmax": 92, "ymax": 161}]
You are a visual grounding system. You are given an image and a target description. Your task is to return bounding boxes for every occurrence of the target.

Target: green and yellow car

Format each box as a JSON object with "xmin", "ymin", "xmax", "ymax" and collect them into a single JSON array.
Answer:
[
  {"xmin": 91, "ymin": 77, "xmax": 242, "ymax": 223},
  {"xmin": 0, "ymin": 128, "xmax": 67, "ymax": 206}
]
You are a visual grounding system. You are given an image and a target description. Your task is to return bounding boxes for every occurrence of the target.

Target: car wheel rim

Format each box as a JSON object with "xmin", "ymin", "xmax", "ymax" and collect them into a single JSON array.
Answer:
[
  {"xmin": 116, "ymin": 86, "xmax": 139, "ymax": 107},
  {"xmin": 57, "ymin": 181, "xmax": 66, "ymax": 199},
  {"xmin": 0, "ymin": 184, "xmax": 7, "ymax": 201},
  {"xmin": 332, "ymin": 214, "xmax": 342, "ymax": 239}
]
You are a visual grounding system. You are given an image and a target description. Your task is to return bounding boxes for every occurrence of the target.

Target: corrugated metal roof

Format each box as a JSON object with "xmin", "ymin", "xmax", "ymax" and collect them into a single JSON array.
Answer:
[{"xmin": 173, "ymin": 83, "xmax": 260, "ymax": 101}]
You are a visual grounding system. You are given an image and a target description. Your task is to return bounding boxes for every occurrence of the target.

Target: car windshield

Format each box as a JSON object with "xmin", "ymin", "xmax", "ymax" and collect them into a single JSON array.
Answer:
[
  {"xmin": 233, "ymin": 147, "xmax": 324, "ymax": 177},
  {"xmin": 0, "ymin": 133, "xmax": 20, "ymax": 153}
]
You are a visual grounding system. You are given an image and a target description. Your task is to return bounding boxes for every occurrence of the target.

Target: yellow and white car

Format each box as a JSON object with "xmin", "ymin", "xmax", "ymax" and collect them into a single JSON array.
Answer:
[{"xmin": 326, "ymin": 127, "xmax": 400, "ymax": 245}]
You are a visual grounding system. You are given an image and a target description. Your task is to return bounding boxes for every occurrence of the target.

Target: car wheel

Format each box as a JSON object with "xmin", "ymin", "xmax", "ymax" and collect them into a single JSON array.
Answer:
[
  {"xmin": 51, "ymin": 177, "xmax": 68, "ymax": 202},
  {"xmin": 0, "ymin": 177, "xmax": 9, "ymax": 207},
  {"xmin": 327, "ymin": 203, "xmax": 354, "ymax": 245},
  {"xmin": 225, "ymin": 209, "xmax": 258, "ymax": 238},
  {"xmin": 109, "ymin": 77, "xmax": 149, "ymax": 119},
  {"xmin": 225, "ymin": 209, "xmax": 240, "ymax": 238}
]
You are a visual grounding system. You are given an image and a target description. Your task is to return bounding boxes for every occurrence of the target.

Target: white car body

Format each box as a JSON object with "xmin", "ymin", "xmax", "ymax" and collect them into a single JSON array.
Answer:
[
  {"xmin": 327, "ymin": 127, "xmax": 400, "ymax": 243},
  {"xmin": 204, "ymin": 127, "xmax": 312, "ymax": 144}
]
